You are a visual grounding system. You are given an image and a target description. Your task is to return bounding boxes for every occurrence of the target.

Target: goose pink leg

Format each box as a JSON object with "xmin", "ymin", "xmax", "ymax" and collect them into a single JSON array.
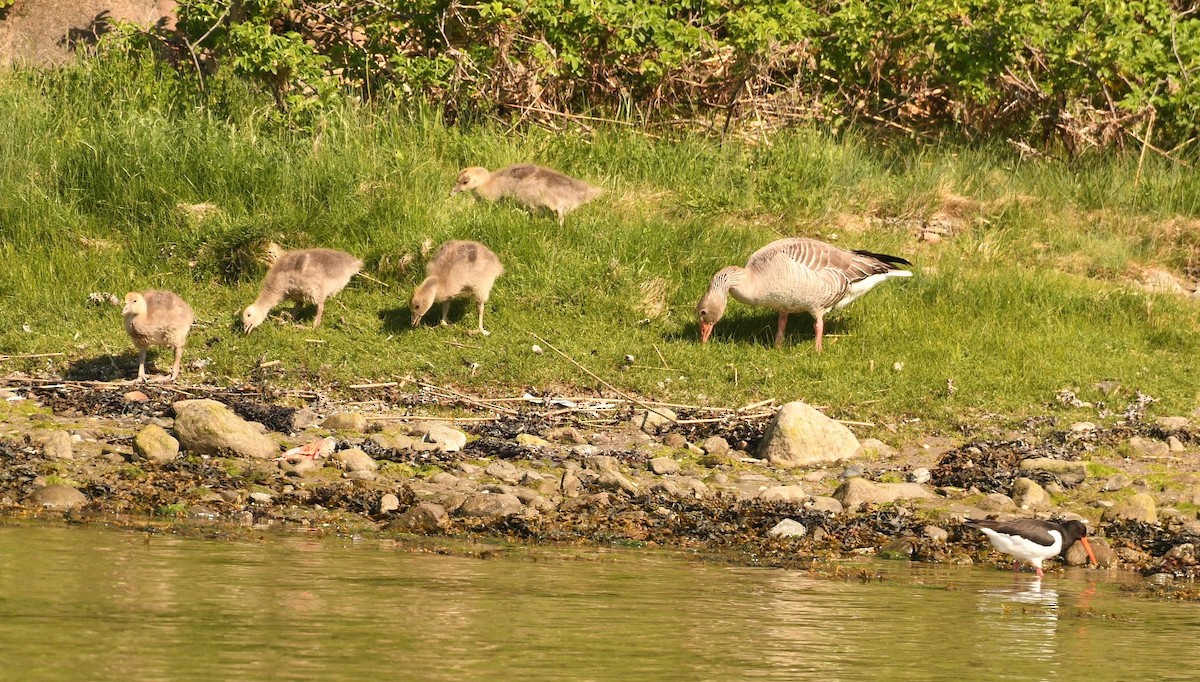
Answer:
[
  {"xmin": 774, "ymin": 312, "xmax": 788, "ymax": 349},
  {"xmin": 813, "ymin": 314, "xmax": 825, "ymax": 352}
]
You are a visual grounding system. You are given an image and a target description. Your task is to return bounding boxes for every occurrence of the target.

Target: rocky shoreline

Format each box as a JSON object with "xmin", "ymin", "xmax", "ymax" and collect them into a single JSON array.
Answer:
[{"xmin": 2, "ymin": 378, "xmax": 1199, "ymax": 599}]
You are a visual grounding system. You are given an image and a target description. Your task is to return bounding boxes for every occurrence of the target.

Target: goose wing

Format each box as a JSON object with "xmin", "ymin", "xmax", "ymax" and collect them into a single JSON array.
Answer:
[{"xmin": 747, "ymin": 238, "xmax": 900, "ymax": 309}]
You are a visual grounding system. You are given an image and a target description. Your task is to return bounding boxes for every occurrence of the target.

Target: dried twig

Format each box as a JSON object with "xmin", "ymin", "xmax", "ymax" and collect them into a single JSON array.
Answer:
[
  {"xmin": 529, "ymin": 332, "xmax": 677, "ymax": 424},
  {"xmin": 0, "ymin": 353, "xmax": 66, "ymax": 362}
]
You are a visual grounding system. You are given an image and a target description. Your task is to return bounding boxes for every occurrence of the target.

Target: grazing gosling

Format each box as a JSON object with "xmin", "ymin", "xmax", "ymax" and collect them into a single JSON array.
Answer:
[
  {"xmin": 411, "ymin": 240, "xmax": 504, "ymax": 336},
  {"xmin": 450, "ymin": 164, "xmax": 603, "ymax": 225},
  {"xmin": 242, "ymin": 248, "xmax": 363, "ymax": 333},
  {"xmin": 122, "ymin": 290, "xmax": 195, "ymax": 383}
]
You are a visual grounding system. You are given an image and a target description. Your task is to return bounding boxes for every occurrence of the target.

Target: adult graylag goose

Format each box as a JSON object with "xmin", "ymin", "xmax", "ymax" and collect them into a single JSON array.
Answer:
[
  {"xmin": 242, "ymin": 248, "xmax": 362, "ymax": 333},
  {"xmin": 697, "ymin": 237, "xmax": 912, "ymax": 350},
  {"xmin": 411, "ymin": 240, "xmax": 504, "ymax": 335},
  {"xmin": 122, "ymin": 290, "xmax": 195, "ymax": 382},
  {"xmin": 450, "ymin": 164, "xmax": 603, "ymax": 225}
]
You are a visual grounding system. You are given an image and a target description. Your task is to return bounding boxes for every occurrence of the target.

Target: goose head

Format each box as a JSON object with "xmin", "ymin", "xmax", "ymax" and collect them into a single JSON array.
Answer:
[
  {"xmin": 697, "ymin": 268, "xmax": 740, "ymax": 343},
  {"xmin": 411, "ymin": 280, "xmax": 437, "ymax": 327},
  {"xmin": 122, "ymin": 292, "xmax": 147, "ymax": 318},
  {"xmin": 241, "ymin": 304, "xmax": 267, "ymax": 334},
  {"xmin": 450, "ymin": 167, "xmax": 489, "ymax": 197}
]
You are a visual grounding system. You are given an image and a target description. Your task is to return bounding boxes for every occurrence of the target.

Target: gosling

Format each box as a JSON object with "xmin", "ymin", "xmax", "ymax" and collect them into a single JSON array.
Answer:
[
  {"xmin": 450, "ymin": 164, "xmax": 603, "ymax": 225},
  {"xmin": 242, "ymin": 248, "xmax": 363, "ymax": 333},
  {"xmin": 122, "ymin": 290, "xmax": 195, "ymax": 382},
  {"xmin": 411, "ymin": 240, "xmax": 504, "ymax": 336}
]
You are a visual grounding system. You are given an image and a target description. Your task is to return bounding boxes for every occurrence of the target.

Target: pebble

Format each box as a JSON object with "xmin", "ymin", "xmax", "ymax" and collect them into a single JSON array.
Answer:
[
  {"xmin": 249, "ymin": 492, "xmax": 273, "ymax": 504},
  {"xmin": 908, "ymin": 467, "xmax": 931, "ymax": 484}
]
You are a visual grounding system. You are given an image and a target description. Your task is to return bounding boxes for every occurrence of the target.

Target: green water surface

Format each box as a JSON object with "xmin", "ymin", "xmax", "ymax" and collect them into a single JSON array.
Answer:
[{"xmin": 0, "ymin": 522, "xmax": 1195, "ymax": 681}]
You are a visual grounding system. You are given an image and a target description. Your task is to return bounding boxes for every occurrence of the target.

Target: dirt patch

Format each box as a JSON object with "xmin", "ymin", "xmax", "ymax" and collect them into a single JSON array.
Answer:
[{"xmin": 0, "ymin": 0, "xmax": 176, "ymax": 67}]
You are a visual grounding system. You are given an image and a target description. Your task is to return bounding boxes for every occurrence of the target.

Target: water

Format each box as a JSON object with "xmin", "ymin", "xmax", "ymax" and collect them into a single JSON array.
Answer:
[{"xmin": 0, "ymin": 522, "xmax": 1196, "ymax": 681}]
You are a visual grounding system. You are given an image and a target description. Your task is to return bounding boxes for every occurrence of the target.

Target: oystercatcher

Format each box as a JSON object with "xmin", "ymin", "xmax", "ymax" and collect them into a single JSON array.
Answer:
[{"xmin": 965, "ymin": 518, "xmax": 1098, "ymax": 577}]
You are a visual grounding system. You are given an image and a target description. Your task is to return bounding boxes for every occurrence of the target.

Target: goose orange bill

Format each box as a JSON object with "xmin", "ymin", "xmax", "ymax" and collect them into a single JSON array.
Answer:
[
  {"xmin": 1079, "ymin": 536, "xmax": 1098, "ymax": 566},
  {"xmin": 700, "ymin": 322, "xmax": 714, "ymax": 343}
]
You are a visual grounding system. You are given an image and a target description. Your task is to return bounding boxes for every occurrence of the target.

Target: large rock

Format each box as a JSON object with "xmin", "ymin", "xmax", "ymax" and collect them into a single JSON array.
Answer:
[
  {"xmin": 388, "ymin": 503, "xmax": 449, "ymax": 534},
  {"xmin": 133, "ymin": 424, "xmax": 180, "ymax": 463},
  {"xmin": 977, "ymin": 493, "xmax": 1017, "ymax": 512},
  {"xmin": 701, "ymin": 436, "xmax": 731, "ymax": 457},
  {"xmin": 805, "ymin": 496, "xmax": 843, "ymax": 513},
  {"xmin": 322, "ymin": 412, "xmax": 368, "ymax": 432},
  {"xmin": 1102, "ymin": 493, "xmax": 1158, "ymax": 523},
  {"xmin": 458, "ymin": 492, "xmax": 523, "ymax": 518},
  {"xmin": 32, "ymin": 430, "xmax": 73, "ymax": 460},
  {"xmin": 1065, "ymin": 536, "xmax": 1118, "ymax": 568},
  {"xmin": 631, "ymin": 407, "xmax": 676, "ymax": 433},
  {"xmin": 1127, "ymin": 437, "xmax": 1169, "ymax": 457},
  {"xmin": 424, "ymin": 424, "xmax": 467, "ymax": 452},
  {"xmin": 768, "ymin": 519, "xmax": 807, "ymax": 538},
  {"xmin": 28, "ymin": 485, "xmax": 87, "ymax": 511},
  {"xmin": 333, "ymin": 448, "xmax": 378, "ymax": 473},
  {"xmin": 648, "ymin": 457, "xmax": 681, "ymax": 475},
  {"xmin": 758, "ymin": 401, "xmax": 860, "ymax": 468},
  {"xmin": 832, "ymin": 478, "xmax": 933, "ymax": 510},
  {"xmin": 172, "ymin": 399, "xmax": 278, "ymax": 459},
  {"xmin": 758, "ymin": 485, "xmax": 807, "ymax": 503},
  {"xmin": 369, "ymin": 429, "xmax": 414, "ymax": 451},
  {"xmin": 484, "ymin": 460, "xmax": 521, "ymax": 483},
  {"xmin": 1011, "ymin": 477, "xmax": 1051, "ymax": 510}
]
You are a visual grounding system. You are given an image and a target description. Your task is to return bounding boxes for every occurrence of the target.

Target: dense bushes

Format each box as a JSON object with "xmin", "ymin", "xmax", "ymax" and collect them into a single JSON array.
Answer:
[{"xmin": 137, "ymin": 1, "xmax": 1200, "ymax": 151}]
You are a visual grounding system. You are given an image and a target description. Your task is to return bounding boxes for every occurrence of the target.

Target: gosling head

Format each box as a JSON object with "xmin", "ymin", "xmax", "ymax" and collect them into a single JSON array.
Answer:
[
  {"xmin": 410, "ymin": 280, "xmax": 437, "ymax": 327},
  {"xmin": 241, "ymin": 304, "xmax": 267, "ymax": 334},
  {"xmin": 450, "ymin": 167, "xmax": 489, "ymax": 197},
  {"xmin": 122, "ymin": 292, "xmax": 147, "ymax": 318}
]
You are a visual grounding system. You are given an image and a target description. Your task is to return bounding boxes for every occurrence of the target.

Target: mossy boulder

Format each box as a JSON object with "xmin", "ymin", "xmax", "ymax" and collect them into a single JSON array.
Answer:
[
  {"xmin": 1102, "ymin": 493, "xmax": 1158, "ymax": 523},
  {"xmin": 172, "ymin": 399, "xmax": 278, "ymax": 459}
]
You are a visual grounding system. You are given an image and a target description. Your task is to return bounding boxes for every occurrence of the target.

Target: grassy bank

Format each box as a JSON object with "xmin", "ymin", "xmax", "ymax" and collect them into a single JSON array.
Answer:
[{"xmin": 1, "ymin": 58, "xmax": 1199, "ymax": 432}]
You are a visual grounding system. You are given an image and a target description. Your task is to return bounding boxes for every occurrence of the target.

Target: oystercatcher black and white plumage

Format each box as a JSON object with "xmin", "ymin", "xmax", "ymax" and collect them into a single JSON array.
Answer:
[{"xmin": 965, "ymin": 518, "xmax": 1098, "ymax": 577}]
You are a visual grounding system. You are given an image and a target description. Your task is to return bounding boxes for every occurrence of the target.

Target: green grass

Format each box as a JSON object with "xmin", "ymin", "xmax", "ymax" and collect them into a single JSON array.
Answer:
[{"xmin": 2, "ymin": 56, "xmax": 1200, "ymax": 435}]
